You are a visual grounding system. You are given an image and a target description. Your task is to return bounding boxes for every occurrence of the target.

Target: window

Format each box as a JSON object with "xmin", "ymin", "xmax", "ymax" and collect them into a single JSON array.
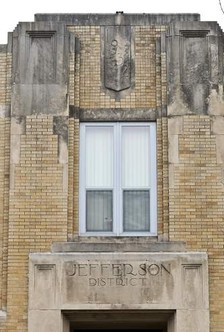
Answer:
[{"xmin": 79, "ymin": 122, "xmax": 157, "ymax": 236}]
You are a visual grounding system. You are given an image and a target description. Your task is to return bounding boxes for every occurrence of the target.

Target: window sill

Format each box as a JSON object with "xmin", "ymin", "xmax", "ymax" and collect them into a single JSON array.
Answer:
[{"xmin": 52, "ymin": 239, "xmax": 186, "ymax": 253}]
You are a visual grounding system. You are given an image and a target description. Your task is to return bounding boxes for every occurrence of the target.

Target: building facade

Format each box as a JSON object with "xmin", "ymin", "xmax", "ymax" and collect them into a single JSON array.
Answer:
[{"xmin": 0, "ymin": 12, "xmax": 223, "ymax": 332}]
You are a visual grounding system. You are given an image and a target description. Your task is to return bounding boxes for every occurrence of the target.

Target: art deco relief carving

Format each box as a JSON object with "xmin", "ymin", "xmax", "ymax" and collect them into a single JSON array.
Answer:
[{"xmin": 103, "ymin": 26, "xmax": 133, "ymax": 94}]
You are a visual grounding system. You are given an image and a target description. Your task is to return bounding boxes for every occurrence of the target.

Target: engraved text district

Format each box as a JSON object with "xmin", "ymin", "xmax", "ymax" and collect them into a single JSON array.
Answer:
[{"xmin": 66, "ymin": 262, "xmax": 172, "ymax": 287}]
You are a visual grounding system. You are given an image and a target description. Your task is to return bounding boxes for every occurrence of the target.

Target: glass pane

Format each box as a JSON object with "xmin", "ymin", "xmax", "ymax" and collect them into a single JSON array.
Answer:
[
  {"xmin": 123, "ymin": 190, "xmax": 150, "ymax": 232},
  {"xmin": 86, "ymin": 126, "xmax": 113, "ymax": 187},
  {"xmin": 122, "ymin": 126, "xmax": 150, "ymax": 187},
  {"xmin": 86, "ymin": 190, "xmax": 113, "ymax": 232}
]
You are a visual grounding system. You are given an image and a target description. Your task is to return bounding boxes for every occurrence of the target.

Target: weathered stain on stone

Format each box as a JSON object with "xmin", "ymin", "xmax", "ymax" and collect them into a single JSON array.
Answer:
[{"xmin": 208, "ymin": 86, "xmax": 224, "ymax": 116}]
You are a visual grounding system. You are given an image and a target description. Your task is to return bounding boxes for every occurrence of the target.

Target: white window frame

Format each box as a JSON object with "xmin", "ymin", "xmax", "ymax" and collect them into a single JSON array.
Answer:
[{"xmin": 79, "ymin": 122, "xmax": 157, "ymax": 236}]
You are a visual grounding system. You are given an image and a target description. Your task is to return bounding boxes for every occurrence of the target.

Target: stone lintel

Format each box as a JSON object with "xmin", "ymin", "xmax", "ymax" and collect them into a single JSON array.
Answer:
[{"xmin": 69, "ymin": 107, "xmax": 158, "ymax": 121}]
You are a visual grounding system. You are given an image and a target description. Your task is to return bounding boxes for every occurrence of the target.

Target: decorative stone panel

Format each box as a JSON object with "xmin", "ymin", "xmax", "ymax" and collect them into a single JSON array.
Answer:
[{"xmin": 28, "ymin": 251, "xmax": 209, "ymax": 332}]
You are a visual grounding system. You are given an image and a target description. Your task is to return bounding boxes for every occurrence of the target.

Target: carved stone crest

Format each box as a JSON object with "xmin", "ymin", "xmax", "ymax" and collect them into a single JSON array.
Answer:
[{"xmin": 104, "ymin": 26, "xmax": 131, "ymax": 92}]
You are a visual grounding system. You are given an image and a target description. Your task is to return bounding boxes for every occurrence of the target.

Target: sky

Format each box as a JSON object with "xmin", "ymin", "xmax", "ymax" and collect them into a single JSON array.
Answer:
[{"xmin": 0, "ymin": 0, "xmax": 224, "ymax": 43}]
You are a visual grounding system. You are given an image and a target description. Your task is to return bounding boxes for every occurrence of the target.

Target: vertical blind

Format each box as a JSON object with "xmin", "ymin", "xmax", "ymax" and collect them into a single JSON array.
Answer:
[
  {"xmin": 123, "ymin": 190, "xmax": 150, "ymax": 231},
  {"xmin": 86, "ymin": 126, "xmax": 113, "ymax": 187},
  {"xmin": 85, "ymin": 126, "xmax": 113, "ymax": 231},
  {"xmin": 86, "ymin": 190, "xmax": 113, "ymax": 231},
  {"xmin": 122, "ymin": 126, "xmax": 150, "ymax": 231},
  {"xmin": 122, "ymin": 126, "xmax": 150, "ymax": 188}
]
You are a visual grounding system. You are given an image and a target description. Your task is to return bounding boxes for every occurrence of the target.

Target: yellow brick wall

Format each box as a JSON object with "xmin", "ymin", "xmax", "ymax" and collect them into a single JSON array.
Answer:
[
  {"xmin": 0, "ymin": 50, "xmax": 11, "ymax": 106},
  {"xmin": 169, "ymin": 115, "xmax": 224, "ymax": 332},
  {"xmin": 0, "ymin": 118, "xmax": 10, "ymax": 313},
  {"xmin": 157, "ymin": 118, "xmax": 169, "ymax": 239},
  {"xmin": 68, "ymin": 26, "xmax": 166, "ymax": 109},
  {"xmin": 2, "ymin": 115, "xmax": 68, "ymax": 331},
  {"xmin": 68, "ymin": 118, "xmax": 79, "ymax": 238},
  {"xmin": 0, "ymin": 48, "xmax": 11, "ymax": 318},
  {"xmin": 0, "ymin": 51, "xmax": 7, "ymax": 105}
]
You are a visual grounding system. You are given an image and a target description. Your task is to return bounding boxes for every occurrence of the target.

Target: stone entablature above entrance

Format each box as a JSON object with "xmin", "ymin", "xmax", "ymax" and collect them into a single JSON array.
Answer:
[{"xmin": 28, "ymin": 251, "xmax": 209, "ymax": 332}]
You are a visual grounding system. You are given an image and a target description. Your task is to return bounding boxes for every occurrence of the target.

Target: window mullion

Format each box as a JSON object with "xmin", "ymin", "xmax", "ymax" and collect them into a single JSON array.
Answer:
[
  {"xmin": 79, "ymin": 124, "xmax": 86, "ymax": 234},
  {"xmin": 118, "ymin": 123, "xmax": 123, "ymax": 235},
  {"xmin": 150, "ymin": 123, "xmax": 157, "ymax": 234},
  {"xmin": 114, "ymin": 123, "xmax": 121, "ymax": 236}
]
